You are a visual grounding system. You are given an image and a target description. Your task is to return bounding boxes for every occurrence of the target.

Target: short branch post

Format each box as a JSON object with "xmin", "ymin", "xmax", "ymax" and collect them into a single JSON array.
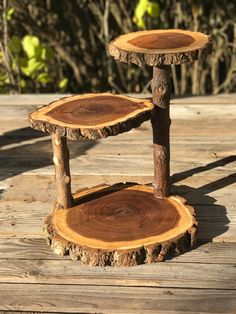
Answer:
[
  {"xmin": 151, "ymin": 65, "xmax": 171, "ymax": 198},
  {"xmin": 52, "ymin": 133, "xmax": 73, "ymax": 208}
]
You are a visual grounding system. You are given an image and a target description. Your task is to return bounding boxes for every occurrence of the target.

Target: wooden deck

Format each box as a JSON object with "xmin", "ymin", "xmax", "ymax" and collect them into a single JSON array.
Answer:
[{"xmin": 0, "ymin": 93, "xmax": 236, "ymax": 313}]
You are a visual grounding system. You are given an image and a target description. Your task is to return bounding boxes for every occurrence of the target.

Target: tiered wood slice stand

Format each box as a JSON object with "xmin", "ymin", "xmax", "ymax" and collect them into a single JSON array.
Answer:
[{"xmin": 29, "ymin": 29, "xmax": 212, "ymax": 267}]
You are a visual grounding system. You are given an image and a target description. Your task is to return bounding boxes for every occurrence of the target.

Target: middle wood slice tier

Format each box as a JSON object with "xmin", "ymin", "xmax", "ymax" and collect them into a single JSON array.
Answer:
[{"xmin": 29, "ymin": 93, "xmax": 154, "ymax": 140}]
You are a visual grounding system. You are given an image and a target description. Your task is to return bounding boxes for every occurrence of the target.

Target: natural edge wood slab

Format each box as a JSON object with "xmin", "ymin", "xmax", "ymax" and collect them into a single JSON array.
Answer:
[
  {"xmin": 44, "ymin": 183, "xmax": 197, "ymax": 266},
  {"xmin": 109, "ymin": 29, "xmax": 212, "ymax": 66},
  {"xmin": 29, "ymin": 93, "xmax": 153, "ymax": 140}
]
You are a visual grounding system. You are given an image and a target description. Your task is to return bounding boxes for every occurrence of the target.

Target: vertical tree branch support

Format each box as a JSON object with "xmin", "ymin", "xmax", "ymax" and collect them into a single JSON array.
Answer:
[
  {"xmin": 52, "ymin": 133, "xmax": 73, "ymax": 208},
  {"xmin": 151, "ymin": 65, "xmax": 171, "ymax": 198}
]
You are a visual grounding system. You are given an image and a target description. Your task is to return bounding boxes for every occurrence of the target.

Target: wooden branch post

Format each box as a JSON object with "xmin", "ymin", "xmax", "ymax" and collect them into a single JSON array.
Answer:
[
  {"xmin": 52, "ymin": 133, "xmax": 73, "ymax": 209},
  {"xmin": 151, "ymin": 65, "xmax": 171, "ymax": 198}
]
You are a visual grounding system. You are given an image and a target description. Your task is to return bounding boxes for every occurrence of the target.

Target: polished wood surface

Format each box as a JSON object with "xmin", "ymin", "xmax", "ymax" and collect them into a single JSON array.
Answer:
[
  {"xmin": 66, "ymin": 188, "xmax": 181, "ymax": 242},
  {"xmin": 29, "ymin": 93, "xmax": 153, "ymax": 140},
  {"xmin": 47, "ymin": 95, "xmax": 147, "ymax": 126},
  {"xmin": 128, "ymin": 32, "xmax": 195, "ymax": 50},
  {"xmin": 109, "ymin": 29, "xmax": 212, "ymax": 66}
]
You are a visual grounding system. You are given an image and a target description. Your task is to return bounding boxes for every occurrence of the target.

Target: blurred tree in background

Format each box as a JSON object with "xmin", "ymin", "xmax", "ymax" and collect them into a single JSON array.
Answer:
[{"xmin": 0, "ymin": 0, "xmax": 235, "ymax": 95}]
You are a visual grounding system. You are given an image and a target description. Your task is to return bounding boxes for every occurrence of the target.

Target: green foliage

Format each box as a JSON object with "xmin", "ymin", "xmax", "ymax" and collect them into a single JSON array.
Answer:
[
  {"xmin": 133, "ymin": 0, "xmax": 159, "ymax": 28},
  {"xmin": 20, "ymin": 35, "xmax": 51, "ymax": 79},
  {"xmin": 0, "ymin": 0, "xmax": 235, "ymax": 95},
  {"xmin": 147, "ymin": 2, "xmax": 159, "ymax": 18},
  {"xmin": 0, "ymin": 31, "xmax": 68, "ymax": 91},
  {"xmin": 58, "ymin": 78, "xmax": 68, "ymax": 89},
  {"xmin": 8, "ymin": 35, "xmax": 21, "ymax": 53},
  {"xmin": 0, "ymin": 4, "xmax": 68, "ymax": 93},
  {"xmin": 4, "ymin": 7, "xmax": 14, "ymax": 21},
  {"xmin": 36, "ymin": 73, "xmax": 52, "ymax": 84},
  {"xmin": 22, "ymin": 35, "xmax": 40, "ymax": 58}
]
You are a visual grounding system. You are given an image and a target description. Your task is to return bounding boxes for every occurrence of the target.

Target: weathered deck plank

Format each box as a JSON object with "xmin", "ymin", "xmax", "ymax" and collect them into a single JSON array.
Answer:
[
  {"xmin": 0, "ymin": 94, "xmax": 236, "ymax": 313},
  {"xmin": 0, "ymin": 201, "xmax": 233, "ymax": 241},
  {"xmin": 0, "ymin": 93, "xmax": 235, "ymax": 105},
  {"xmin": 0, "ymin": 284, "xmax": 235, "ymax": 313},
  {"xmin": 0, "ymin": 257, "xmax": 236, "ymax": 289},
  {"xmin": 1, "ymin": 239, "xmax": 236, "ymax": 264},
  {"xmin": 0, "ymin": 170, "xmax": 235, "ymax": 197}
]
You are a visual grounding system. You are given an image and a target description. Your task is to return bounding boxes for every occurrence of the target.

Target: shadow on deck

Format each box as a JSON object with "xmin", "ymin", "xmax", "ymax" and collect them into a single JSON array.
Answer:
[
  {"xmin": 0, "ymin": 127, "xmax": 97, "ymax": 180},
  {"xmin": 0, "ymin": 126, "xmax": 235, "ymax": 249},
  {"xmin": 172, "ymin": 156, "xmax": 236, "ymax": 245}
]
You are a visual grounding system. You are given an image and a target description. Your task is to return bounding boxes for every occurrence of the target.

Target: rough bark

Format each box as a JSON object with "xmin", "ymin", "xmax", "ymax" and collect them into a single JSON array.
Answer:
[
  {"xmin": 151, "ymin": 66, "xmax": 171, "ymax": 198},
  {"xmin": 52, "ymin": 133, "xmax": 73, "ymax": 208},
  {"xmin": 44, "ymin": 183, "xmax": 197, "ymax": 266},
  {"xmin": 29, "ymin": 93, "xmax": 153, "ymax": 140}
]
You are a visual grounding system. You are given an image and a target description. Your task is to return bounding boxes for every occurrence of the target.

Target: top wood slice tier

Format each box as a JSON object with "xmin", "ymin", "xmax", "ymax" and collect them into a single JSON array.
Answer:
[
  {"xmin": 29, "ymin": 93, "xmax": 153, "ymax": 140},
  {"xmin": 109, "ymin": 29, "xmax": 212, "ymax": 67}
]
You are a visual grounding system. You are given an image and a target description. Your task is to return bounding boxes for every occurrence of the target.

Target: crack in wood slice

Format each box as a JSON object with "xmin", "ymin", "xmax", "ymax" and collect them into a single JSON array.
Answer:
[
  {"xmin": 44, "ymin": 183, "xmax": 197, "ymax": 266},
  {"xmin": 109, "ymin": 29, "xmax": 212, "ymax": 67},
  {"xmin": 29, "ymin": 93, "xmax": 153, "ymax": 140}
]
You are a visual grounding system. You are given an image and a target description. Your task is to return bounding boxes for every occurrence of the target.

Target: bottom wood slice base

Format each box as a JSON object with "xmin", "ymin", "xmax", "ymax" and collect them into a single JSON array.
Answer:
[{"xmin": 44, "ymin": 183, "xmax": 198, "ymax": 266}]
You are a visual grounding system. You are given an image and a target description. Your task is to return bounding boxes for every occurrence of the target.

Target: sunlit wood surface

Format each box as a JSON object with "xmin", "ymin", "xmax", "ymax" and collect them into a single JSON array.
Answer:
[{"xmin": 0, "ymin": 93, "xmax": 236, "ymax": 313}]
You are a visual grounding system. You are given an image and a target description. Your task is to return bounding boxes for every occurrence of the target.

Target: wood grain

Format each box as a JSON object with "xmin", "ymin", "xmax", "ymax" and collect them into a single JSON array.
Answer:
[
  {"xmin": 1, "ymin": 162, "xmax": 235, "ymax": 245},
  {"xmin": 44, "ymin": 183, "xmax": 197, "ymax": 266},
  {"xmin": 0, "ymin": 259, "xmax": 236, "ymax": 289},
  {"xmin": 0, "ymin": 93, "xmax": 235, "ymax": 107},
  {"xmin": 1, "ymin": 239, "xmax": 236, "ymax": 264},
  {"xmin": 109, "ymin": 29, "xmax": 212, "ymax": 66},
  {"xmin": 1, "ymin": 171, "xmax": 235, "ymax": 202},
  {"xmin": 0, "ymin": 200, "xmax": 234, "ymax": 242},
  {"xmin": 128, "ymin": 32, "xmax": 195, "ymax": 50},
  {"xmin": 29, "ymin": 93, "xmax": 153, "ymax": 140},
  {"xmin": 0, "ymin": 284, "xmax": 235, "ymax": 313},
  {"xmin": 47, "ymin": 95, "xmax": 146, "ymax": 126},
  {"xmin": 52, "ymin": 133, "xmax": 73, "ymax": 209},
  {"xmin": 151, "ymin": 66, "xmax": 171, "ymax": 197}
]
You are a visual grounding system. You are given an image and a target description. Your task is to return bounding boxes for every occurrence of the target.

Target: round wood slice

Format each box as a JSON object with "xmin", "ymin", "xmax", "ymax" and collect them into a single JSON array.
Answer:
[
  {"xmin": 109, "ymin": 29, "xmax": 212, "ymax": 67},
  {"xmin": 29, "ymin": 93, "xmax": 153, "ymax": 140},
  {"xmin": 44, "ymin": 183, "xmax": 197, "ymax": 266}
]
